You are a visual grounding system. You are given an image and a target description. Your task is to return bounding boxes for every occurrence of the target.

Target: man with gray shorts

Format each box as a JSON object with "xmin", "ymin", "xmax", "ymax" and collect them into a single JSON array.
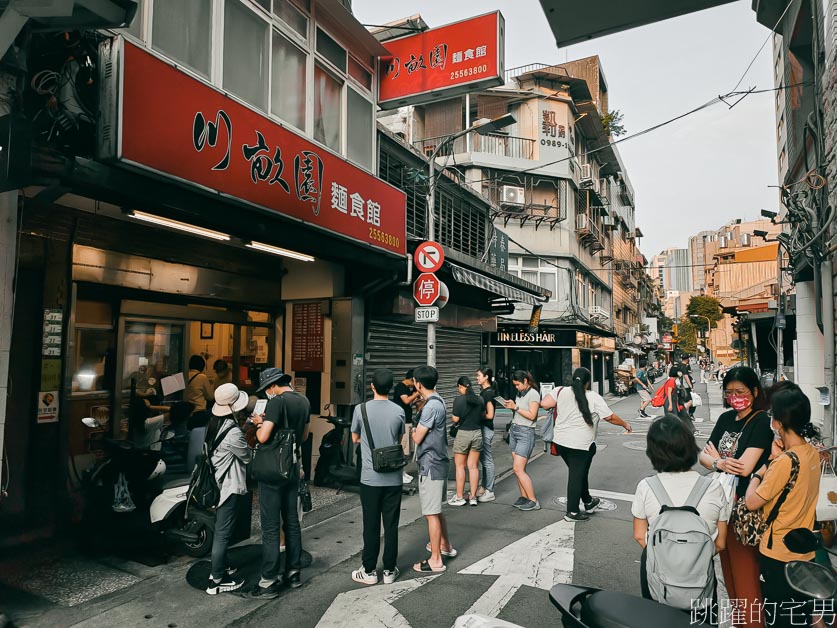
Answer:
[{"xmin": 411, "ymin": 365, "xmax": 454, "ymax": 573}]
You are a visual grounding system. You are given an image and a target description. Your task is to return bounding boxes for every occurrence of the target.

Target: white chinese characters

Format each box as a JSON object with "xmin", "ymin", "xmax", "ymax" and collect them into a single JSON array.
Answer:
[{"xmin": 331, "ymin": 182, "xmax": 382, "ymax": 226}]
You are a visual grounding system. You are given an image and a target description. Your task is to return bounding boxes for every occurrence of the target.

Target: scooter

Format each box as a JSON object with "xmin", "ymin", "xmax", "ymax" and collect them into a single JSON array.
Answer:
[
  {"xmin": 149, "ymin": 474, "xmax": 215, "ymax": 557},
  {"xmin": 782, "ymin": 526, "xmax": 837, "ymax": 601}
]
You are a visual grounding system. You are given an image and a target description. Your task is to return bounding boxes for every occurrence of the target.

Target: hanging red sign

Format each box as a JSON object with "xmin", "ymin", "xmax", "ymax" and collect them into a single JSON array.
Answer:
[
  {"xmin": 103, "ymin": 39, "xmax": 407, "ymax": 256},
  {"xmin": 379, "ymin": 12, "xmax": 505, "ymax": 109}
]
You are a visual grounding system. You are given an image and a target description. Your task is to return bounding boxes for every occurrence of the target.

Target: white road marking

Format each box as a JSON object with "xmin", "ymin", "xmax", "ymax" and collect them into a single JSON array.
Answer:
[
  {"xmin": 316, "ymin": 576, "xmax": 439, "ymax": 628},
  {"xmin": 588, "ymin": 488, "xmax": 636, "ymax": 503},
  {"xmin": 456, "ymin": 520, "xmax": 575, "ymax": 620}
]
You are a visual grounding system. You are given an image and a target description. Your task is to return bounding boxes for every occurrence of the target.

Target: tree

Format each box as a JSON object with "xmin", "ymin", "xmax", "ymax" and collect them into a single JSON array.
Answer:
[
  {"xmin": 686, "ymin": 296, "xmax": 723, "ymax": 332},
  {"xmin": 677, "ymin": 316, "xmax": 698, "ymax": 355},
  {"xmin": 602, "ymin": 109, "xmax": 627, "ymax": 137}
]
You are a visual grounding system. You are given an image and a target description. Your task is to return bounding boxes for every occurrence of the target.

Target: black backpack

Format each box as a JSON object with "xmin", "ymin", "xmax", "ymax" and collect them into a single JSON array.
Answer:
[{"xmin": 187, "ymin": 423, "xmax": 236, "ymax": 511}]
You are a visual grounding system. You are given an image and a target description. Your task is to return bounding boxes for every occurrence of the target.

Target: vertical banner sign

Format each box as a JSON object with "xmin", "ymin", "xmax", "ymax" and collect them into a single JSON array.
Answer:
[
  {"xmin": 537, "ymin": 100, "xmax": 573, "ymax": 177},
  {"xmin": 379, "ymin": 12, "xmax": 505, "ymax": 108},
  {"xmin": 42, "ymin": 309, "xmax": 62, "ymax": 357},
  {"xmin": 291, "ymin": 303, "xmax": 324, "ymax": 372},
  {"xmin": 487, "ymin": 228, "xmax": 509, "ymax": 272}
]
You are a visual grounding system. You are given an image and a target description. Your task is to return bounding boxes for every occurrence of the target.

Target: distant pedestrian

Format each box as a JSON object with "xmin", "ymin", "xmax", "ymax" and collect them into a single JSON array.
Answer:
[
  {"xmin": 631, "ymin": 359, "xmax": 654, "ymax": 418},
  {"xmin": 411, "ymin": 366, "xmax": 454, "ymax": 573},
  {"xmin": 394, "ymin": 370, "xmax": 420, "ymax": 483},
  {"xmin": 475, "ymin": 367, "xmax": 497, "ymax": 503},
  {"xmin": 205, "ymin": 384, "xmax": 252, "ymax": 595},
  {"xmin": 448, "ymin": 376, "xmax": 485, "ymax": 507},
  {"xmin": 248, "ymin": 368, "xmax": 310, "ymax": 598},
  {"xmin": 502, "ymin": 371, "xmax": 541, "ymax": 511},
  {"xmin": 350, "ymin": 369, "xmax": 405, "ymax": 586},
  {"xmin": 680, "ymin": 356, "xmax": 695, "ymax": 417},
  {"xmin": 542, "ymin": 367, "xmax": 632, "ymax": 522}
]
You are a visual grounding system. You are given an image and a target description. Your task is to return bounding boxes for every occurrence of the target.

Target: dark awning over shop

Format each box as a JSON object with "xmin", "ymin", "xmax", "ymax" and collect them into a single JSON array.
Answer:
[
  {"xmin": 449, "ymin": 263, "xmax": 541, "ymax": 306},
  {"xmin": 538, "ymin": 0, "xmax": 736, "ymax": 47}
]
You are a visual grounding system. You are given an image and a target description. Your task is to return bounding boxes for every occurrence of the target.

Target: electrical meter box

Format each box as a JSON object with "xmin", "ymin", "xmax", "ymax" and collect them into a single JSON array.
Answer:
[{"xmin": 330, "ymin": 297, "xmax": 364, "ymax": 406}]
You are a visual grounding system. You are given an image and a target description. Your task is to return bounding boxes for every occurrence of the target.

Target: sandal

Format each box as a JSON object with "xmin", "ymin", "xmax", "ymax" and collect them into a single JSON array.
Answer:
[
  {"xmin": 425, "ymin": 543, "xmax": 458, "ymax": 557},
  {"xmin": 413, "ymin": 560, "xmax": 447, "ymax": 573}
]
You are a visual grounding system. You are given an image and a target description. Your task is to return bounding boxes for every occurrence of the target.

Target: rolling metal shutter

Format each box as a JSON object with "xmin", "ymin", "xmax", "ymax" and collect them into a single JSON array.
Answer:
[{"xmin": 366, "ymin": 320, "xmax": 482, "ymax": 412}]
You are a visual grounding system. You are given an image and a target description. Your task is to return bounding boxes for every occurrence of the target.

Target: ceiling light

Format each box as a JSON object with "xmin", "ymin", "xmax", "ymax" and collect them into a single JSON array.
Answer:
[
  {"xmin": 246, "ymin": 241, "xmax": 314, "ymax": 262},
  {"xmin": 129, "ymin": 210, "xmax": 230, "ymax": 241}
]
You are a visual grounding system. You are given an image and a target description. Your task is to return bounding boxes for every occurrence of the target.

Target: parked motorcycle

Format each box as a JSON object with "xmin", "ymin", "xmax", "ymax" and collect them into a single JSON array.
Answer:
[
  {"xmin": 149, "ymin": 475, "xmax": 215, "ymax": 557},
  {"xmin": 782, "ymin": 527, "xmax": 837, "ymax": 600}
]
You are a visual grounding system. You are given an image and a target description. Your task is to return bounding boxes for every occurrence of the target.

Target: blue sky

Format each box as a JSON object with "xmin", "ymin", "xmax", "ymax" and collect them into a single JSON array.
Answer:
[{"xmin": 353, "ymin": 0, "xmax": 780, "ymax": 258}]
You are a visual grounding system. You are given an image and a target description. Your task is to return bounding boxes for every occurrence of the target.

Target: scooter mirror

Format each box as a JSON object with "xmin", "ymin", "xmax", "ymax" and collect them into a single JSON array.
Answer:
[
  {"xmin": 81, "ymin": 417, "xmax": 100, "ymax": 428},
  {"xmin": 784, "ymin": 561, "xmax": 837, "ymax": 599},
  {"xmin": 783, "ymin": 528, "xmax": 820, "ymax": 554}
]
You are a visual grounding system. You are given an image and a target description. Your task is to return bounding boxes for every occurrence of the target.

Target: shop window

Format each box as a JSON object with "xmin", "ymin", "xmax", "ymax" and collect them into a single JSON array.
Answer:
[
  {"xmin": 314, "ymin": 63, "xmax": 342, "ymax": 151},
  {"xmin": 122, "ymin": 321, "xmax": 185, "ymax": 397},
  {"xmin": 316, "ymin": 27, "xmax": 346, "ymax": 73},
  {"xmin": 347, "ymin": 88, "xmax": 373, "ymax": 170},
  {"xmin": 271, "ymin": 30, "xmax": 307, "ymax": 130},
  {"xmin": 273, "ymin": 0, "xmax": 308, "ymax": 37},
  {"xmin": 152, "ymin": 0, "xmax": 211, "ymax": 77},
  {"xmin": 71, "ymin": 329, "xmax": 115, "ymax": 394},
  {"xmin": 224, "ymin": 0, "xmax": 269, "ymax": 111},
  {"xmin": 348, "ymin": 56, "xmax": 372, "ymax": 90}
]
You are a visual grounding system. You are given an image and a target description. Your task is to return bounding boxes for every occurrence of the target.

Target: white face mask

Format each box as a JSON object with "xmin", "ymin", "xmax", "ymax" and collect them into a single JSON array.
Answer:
[{"xmin": 266, "ymin": 390, "xmax": 277, "ymax": 399}]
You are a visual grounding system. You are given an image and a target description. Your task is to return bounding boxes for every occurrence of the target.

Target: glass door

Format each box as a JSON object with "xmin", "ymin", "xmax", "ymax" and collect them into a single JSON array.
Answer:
[{"xmin": 116, "ymin": 319, "xmax": 186, "ymax": 437}]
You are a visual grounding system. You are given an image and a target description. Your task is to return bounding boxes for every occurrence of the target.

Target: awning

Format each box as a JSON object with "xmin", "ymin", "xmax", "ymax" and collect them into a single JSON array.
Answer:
[{"xmin": 449, "ymin": 263, "xmax": 541, "ymax": 306}]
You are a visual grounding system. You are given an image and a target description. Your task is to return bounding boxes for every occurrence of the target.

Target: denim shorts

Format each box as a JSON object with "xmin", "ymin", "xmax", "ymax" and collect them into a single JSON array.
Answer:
[{"xmin": 509, "ymin": 423, "xmax": 535, "ymax": 459}]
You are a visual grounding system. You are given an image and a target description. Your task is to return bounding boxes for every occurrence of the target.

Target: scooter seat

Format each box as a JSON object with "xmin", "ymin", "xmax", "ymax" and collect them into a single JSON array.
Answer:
[
  {"xmin": 581, "ymin": 590, "xmax": 693, "ymax": 628},
  {"xmin": 162, "ymin": 475, "xmax": 192, "ymax": 490}
]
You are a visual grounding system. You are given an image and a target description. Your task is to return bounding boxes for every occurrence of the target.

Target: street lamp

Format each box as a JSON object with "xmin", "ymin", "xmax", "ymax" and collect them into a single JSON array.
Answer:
[
  {"xmin": 425, "ymin": 113, "xmax": 516, "ymax": 366},
  {"xmin": 689, "ymin": 314, "xmax": 713, "ymax": 358}
]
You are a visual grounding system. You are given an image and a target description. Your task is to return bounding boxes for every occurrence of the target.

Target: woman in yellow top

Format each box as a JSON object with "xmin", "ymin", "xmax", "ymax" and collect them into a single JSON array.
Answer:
[
  {"xmin": 186, "ymin": 355, "xmax": 215, "ymax": 427},
  {"xmin": 745, "ymin": 382, "xmax": 821, "ymax": 628}
]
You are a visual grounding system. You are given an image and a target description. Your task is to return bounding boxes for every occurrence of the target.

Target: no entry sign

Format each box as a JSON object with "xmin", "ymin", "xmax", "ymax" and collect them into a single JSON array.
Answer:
[{"xmin": 414, "ymin": 241, "xmax": 445, "ymax": 273}]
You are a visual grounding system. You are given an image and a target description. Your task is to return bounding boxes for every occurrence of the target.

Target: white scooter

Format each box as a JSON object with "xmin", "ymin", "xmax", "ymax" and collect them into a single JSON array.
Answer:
[{"xmin": 149, "ymin": 471, "xmax": 215, "ymax": 558}]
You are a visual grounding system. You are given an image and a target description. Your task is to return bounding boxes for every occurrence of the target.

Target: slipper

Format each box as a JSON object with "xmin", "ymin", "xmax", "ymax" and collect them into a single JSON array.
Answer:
[
  {"xmin": 425, "ymin": 543, "xmax": 457, "ymax": 557},
  {"xmin": 413, "ymin": 560, "xmax": 447, "ymax": 573}
]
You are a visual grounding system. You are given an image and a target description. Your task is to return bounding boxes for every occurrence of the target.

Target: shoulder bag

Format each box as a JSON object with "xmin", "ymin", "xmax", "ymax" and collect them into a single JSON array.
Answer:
[
  {"xmin": 250, "ymin": 397, "xmax": 298, "ymax": 484},
  {"xmin": 360, "ymin": 402, "xmax": 408, "ymax": 473},
  {"xmin": 732, "ymin": 450, "xmax": 800, "ymax": 547}
]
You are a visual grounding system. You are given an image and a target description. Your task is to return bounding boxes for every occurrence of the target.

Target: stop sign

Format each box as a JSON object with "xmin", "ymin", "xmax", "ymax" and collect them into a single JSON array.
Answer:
[{"xmin": 414, "ymin": 273, "xmax": 441, "ymax": 306}]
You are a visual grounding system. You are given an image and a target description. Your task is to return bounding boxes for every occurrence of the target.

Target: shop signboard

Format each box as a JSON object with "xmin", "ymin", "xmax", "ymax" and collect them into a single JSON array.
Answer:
[
  {"xmin": 379, "ymin": 11, "xmax": 505, "ymax": 108},
  {"xmin": 491, "ymin": 327, "xmax": 577, "ymax": 347},
  {"xmin": 291, "ymin": 303, "xmax": 324, "ymax": 372},
  {"xmin": 487, "ymin": 228, "xmax": 509, "ymax": 272},
  {"xmin": 103, "ymin": 40, "xmax": 407, "ymax": 256}
]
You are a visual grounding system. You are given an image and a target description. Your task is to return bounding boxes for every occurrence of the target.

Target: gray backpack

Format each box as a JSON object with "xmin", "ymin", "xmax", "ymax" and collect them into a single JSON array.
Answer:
[{"xmin": 645, "ymin": 475, "xmax": 715, "ymax": 610}]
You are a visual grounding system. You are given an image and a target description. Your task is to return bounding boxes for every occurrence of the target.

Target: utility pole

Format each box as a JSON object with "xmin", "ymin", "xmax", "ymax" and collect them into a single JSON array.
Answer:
[{"xmin": 776, "ymin": 245, "xmax": 784, "ymax": 380}]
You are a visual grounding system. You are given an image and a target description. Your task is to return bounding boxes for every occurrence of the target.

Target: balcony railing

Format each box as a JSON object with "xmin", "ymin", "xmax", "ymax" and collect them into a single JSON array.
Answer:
[
  {"xmin": 413, "ymin": 133, "xmax": 535, "ymax": 161},
  {"xmin": 504, "ymin": 63, "xmax": 570, "ymax": 84}
]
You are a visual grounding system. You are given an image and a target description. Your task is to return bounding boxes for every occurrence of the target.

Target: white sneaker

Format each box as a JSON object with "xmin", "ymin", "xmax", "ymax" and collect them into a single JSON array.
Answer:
[
  {"xmin": 477, "ymin": 490, "xmax": 496, "ymax": 503},
  {"xmin": 402, "ymin": 472, "xmax": 413, "ymax": 484},
  {"xmin": 468, "ymin": 496, "xmax": 478, "ymax": 506},
  {"xmin": 447, "ymin": 496, "xmax": 467, "ymax": 507},
  {"xmin": 383, "ymin": 567, "xmax": 400, "ymax": 584},
  {"xmin": 351, "ymin": 567, "xmax": 377, "ymax": 585}
]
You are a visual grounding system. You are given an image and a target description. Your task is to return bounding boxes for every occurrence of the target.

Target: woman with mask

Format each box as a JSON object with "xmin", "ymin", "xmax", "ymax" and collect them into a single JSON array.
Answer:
[{"xmin": 699, "ymin": 366, "xmax": 772, "ymax": 628}]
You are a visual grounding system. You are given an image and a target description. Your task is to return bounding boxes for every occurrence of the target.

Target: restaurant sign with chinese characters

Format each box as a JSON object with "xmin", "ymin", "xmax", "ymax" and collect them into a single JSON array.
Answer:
[
  {"xmin": 102, "ymin": 39, "xmax": 406, "ymax": 256},
  {"xmin": 379, "ymin": 12, "xmax": 505, "ymax": 108},
  {"xmin": 537, "ymin": 100, "xmax": 573, "ymax": 178}
]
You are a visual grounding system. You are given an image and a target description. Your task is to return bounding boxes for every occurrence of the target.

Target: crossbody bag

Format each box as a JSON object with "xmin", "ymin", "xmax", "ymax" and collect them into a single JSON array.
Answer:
[
  {"xmin": 250, "ymin": 396, "xmax": 298, "ymax": 484},
  {"xmin": 360, "ymin": 402, "xmax": 408, "ymax": 473}
]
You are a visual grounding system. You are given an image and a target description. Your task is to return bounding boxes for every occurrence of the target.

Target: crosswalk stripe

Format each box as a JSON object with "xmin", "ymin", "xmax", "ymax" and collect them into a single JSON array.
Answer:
[{"xmin": 588, "ymin": 489, "xmax": 636, "ymax": 503}]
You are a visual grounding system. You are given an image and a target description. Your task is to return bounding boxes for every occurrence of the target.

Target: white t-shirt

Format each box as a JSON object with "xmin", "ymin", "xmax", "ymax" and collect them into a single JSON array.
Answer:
[
  {"xmin": 631, "ymin": 471, "xmax": 731, "ymax": 540},
  {"xmin": 548, "ymin": 387, "xmax": 612, "ymax": 450}
]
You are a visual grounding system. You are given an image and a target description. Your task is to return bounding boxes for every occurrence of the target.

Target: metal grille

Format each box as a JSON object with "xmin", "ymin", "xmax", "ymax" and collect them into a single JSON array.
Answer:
[{"xmin": 365, "ymin": 320, "xmax": 482, "ymax": 413}]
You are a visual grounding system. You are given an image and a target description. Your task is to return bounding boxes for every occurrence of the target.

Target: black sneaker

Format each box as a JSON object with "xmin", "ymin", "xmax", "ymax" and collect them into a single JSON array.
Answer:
[
  {"xmin": 206, "ymin": 576, "xmax": 244, "ymax": 595},
  {"xmin": 285, "ymin": 572, "xmax": 302, "ymax": 589},
  {"xmin": 639, "ymin": 409, "xmax": 650, "ymax": 418},
  {"xmin": 583, "ymin": 497, "xmax": 601, "ymax": 512},
  {"xmin": 512, "ymin": 496, "xmax": 528, "ymax": 508},
  {"xmin": 564, "ymin": 511, "xmax": 590, "ymax": 522},
  {"xmin": 246, "ymin": 581, "xmax": 285, "ymax": 599}
]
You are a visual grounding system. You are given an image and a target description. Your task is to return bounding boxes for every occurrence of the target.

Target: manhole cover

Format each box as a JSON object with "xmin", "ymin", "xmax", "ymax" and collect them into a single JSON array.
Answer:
[
  {"xmin": 623, "ymin": 441, "xmax": 647, "ymax": 451},
  {"xmin": 553, "ymin": 496, "xmax": 618, "ymax": 512}
]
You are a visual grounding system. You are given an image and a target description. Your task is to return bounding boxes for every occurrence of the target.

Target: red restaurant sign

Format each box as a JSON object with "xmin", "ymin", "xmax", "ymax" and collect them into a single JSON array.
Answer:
[
  {"xmin": 107, "ymin": 39, "xmax": 407, "ymax": 256},
  {"xmin": 378, "ymin": 12, "xmax": 505, "ymax": 109}
]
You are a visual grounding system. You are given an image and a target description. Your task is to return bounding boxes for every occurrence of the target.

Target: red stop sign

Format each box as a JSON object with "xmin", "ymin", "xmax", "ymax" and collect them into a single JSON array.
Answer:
[{"xmin": 414, "ymin": 273, "xmax": 440, "ymax": 306}]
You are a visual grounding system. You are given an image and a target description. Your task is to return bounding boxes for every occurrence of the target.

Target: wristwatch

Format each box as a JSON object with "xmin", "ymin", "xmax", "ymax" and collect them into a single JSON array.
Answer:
[
  {"xmin": 712, "ymin": 459, "xmax": 720, "ymax": 471},
  {"xmin": 751, "ymin": 472, "xmax": 763, "ymax": 482}
]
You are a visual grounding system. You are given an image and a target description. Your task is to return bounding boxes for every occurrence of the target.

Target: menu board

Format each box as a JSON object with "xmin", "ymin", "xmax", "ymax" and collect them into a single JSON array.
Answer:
[{"xmin": 291, "ymin": 303, "xmax": 324, "ymax": 372}]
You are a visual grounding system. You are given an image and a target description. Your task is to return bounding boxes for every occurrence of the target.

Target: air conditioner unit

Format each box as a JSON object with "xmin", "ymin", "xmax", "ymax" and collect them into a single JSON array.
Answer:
[
  {"xmin": 579, "ymin": 163, "xmax": 592, "ymax": 186},
  {"xmin": 588, "ymin": 305, "xmax": 609, "ymax": 319},
  {"xmin": 601, "ymin": 216, "xmax": 615, "ymax": 227},
  {"xmin": 576, "ymin": 214, "xmax": 589, "ymax": 230},
  {"xmin": 591, "ymin": 178, "xmax": 601, "ymax": 195},
  {"xmin": 501, "ymin": 185, "xmax": 525, "ymax": 205}
]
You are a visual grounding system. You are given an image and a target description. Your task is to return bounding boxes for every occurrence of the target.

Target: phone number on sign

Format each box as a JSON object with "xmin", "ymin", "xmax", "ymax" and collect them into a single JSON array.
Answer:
[
  {"xmin": 369, "ymin": 227, "xmax": 400, "ymax": 249},
  {"xmin": 450, "ymin": 64, "xmax": 489, "ymax": 80}
]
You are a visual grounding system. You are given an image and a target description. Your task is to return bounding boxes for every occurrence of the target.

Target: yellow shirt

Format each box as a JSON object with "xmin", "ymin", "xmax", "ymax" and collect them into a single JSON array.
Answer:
[
  {"xmin": 756, "ymin": 443, "xmax": 820, "ymax": 562},
  {"xmin": 185, "ymin": 370, "xmax": 214, "ymax": 413}
]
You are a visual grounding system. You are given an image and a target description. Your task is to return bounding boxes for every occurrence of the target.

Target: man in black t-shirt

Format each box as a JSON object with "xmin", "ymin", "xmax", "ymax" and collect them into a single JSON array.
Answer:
[
  {"xmin": 680, "ymin": 356, "xmax": 695, "ymax": 416},
  {"xmin": 394, "ymin": 370, "xmax": 420, "ymax": 469},
  {"xmin": 249, "ymin": 368, "xmax": 310, "ymax": 598}
]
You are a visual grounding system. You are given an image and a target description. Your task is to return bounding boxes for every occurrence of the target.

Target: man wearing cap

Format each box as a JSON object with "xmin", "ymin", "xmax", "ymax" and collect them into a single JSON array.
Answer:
[
  {"xmin": 206, "ymin": 383, "xmax": 252, "ymax": 595},
  {"xmin": 249, "ymin": 368, "xmax": 310, "ymax": 597}
]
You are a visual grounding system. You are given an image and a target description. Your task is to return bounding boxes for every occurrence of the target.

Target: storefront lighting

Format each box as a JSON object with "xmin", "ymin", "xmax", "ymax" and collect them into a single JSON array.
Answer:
[
  {"xmin": 129, "ymin": 211, "xmax": 231, "ymax": 241},
  {"xmin": 246, "ymin": 241, "xmax": 314, "ymax": 262}
]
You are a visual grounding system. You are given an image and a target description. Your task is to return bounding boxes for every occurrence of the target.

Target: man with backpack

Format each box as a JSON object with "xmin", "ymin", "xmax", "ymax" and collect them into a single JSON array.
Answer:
[
  {"xmin": 631, "ymin": 359, "xmax": 655, "ymax": 418},
  {"xmin": 349, "ymin": 369, "xmax": 406, "ymax": 586},
  {"xmin": 631, "ymin": 415, "xmax": 730, "ymax": 614},
  {"xmin": 248, "ymin": 368, "xmax": 310, "ymax": 598},
  {"xmin": 203, "ymin": 384, "xmax": 252, "ymax": 595}
]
